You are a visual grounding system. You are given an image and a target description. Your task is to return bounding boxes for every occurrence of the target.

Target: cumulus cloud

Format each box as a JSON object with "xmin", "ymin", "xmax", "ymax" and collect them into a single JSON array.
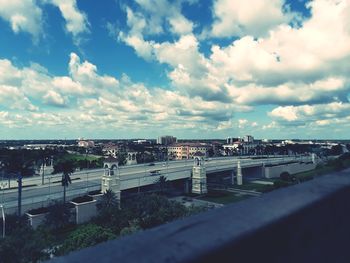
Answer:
[
  {"xmin": 270, "ymin": 102, "xmax": 350, "ymax": 121},
  {"xmin": 0, "ymin": 0, "xmax": 89, "ymax": 44},
  {"xmin": 0, "ymin": 53, "xmax": 243, "ymax": 133},
  {"xmin": 209, "ymin": 0, "xmax": 292, "ymax": 38},
  {"xmin": 0, "ymin": 0, "xmax": 43, "ymax": 41},
  {"xmin": 48, "ymin": 0, "xmax": 90, "ymax": 43},
  {"xmin": 43, "ymin": 90, "xmax": 67, "ymax": 107},
  {"xmin": 117, "ymin": 0, "xmax": 350, "ymax": 109}
]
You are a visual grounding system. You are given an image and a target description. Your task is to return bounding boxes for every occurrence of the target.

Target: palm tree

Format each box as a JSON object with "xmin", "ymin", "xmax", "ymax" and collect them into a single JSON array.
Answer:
[
  {"xmin": 2, "ymin": 150, "xmax": 35, "ymax": 216},
  {"xmin": 40, "ymin": 148, "xmax": 52, "ymax": 185},
  {"xmin": 155, "ymin": 175, "xmax": 169, "ymax": 195},
  {"xmin": 53, "ymin": 160, "xmax": 74, "ymax": 203},
  {"xmin": 97, "ymin": 189, "xmax": 118, "ymax": 212}
]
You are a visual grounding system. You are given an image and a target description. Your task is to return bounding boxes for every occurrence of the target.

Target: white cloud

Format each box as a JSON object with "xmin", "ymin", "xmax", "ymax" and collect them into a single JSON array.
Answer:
[
  {"xmin": 49, "ymin": 0, "xmax": 90, "ymax": 43},
  {"xmin": 210, "ymin": 0, "xmax": 291, "ymax": 38},
  {"xmin": 238, "ymin": 119, "xmax": 248, "ymax": 128},
  {"xmin": 43, "ymin": 90, "xmax": 67, "ymax": 106},
  {"xmin": 118, "ymin": 0, "xmax": 350, "ymax": 109},
  {"xmin": 269, "ymin": 102, "xmax": 350, "ymax": 127},
  {"xmin": 0, "ymin": 0, "xmax": 43, "ymax": 40}
]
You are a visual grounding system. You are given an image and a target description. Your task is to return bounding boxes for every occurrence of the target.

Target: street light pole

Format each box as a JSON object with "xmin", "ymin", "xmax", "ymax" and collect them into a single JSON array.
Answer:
[{"xmin": 0, "ymin": 204, "xmax": 5, "ymax": 238}]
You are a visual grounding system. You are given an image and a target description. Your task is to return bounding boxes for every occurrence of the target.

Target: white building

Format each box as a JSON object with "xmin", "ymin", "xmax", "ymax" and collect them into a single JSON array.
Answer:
[
  {"xmin": 243, "ymin": 135, "xmax": 254, "ymax": 143},
  {"xmin": 168, "ymin": 143, "xmax": 209, "ymax": 160},
  {"xmin": 157, "ymin": 136, "xmax": 177, "ymax": 145},
  {"xmin": 223, "ymin": 142, "xmax": 258, "ymax": 155}
]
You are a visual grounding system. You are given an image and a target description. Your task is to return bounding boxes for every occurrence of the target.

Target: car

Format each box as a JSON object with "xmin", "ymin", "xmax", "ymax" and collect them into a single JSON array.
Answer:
[
  {"xmin": 148, "ymin": 163, "xmax": 155, "ymax": 166},
  {"xmin": 149, "ymin": 170, "xmax": 160, "ymax": 176}
]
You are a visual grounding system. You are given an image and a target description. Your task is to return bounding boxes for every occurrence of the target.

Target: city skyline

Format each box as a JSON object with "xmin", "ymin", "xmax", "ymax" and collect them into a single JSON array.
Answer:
[{"xmin": 1, "ymin": 0, "xmax": 350, "ymax": 140}]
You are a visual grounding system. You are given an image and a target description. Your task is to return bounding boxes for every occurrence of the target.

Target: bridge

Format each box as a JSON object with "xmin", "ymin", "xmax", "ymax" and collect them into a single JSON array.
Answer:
[{"xmin": 0, "ymin": 155, "xmax": 316, "ymax": 214}]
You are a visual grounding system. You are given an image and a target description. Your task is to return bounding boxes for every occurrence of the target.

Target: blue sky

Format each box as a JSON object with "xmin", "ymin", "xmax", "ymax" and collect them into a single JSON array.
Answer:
[{"xmin": 0, "ymin": 0, "xmax": 349, "ymax": 140}]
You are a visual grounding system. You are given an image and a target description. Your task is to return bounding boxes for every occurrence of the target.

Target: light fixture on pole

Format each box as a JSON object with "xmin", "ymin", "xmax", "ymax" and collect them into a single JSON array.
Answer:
[{"xmin": 0, "ymin": 204, "xmax": 5, "ymax": 238}]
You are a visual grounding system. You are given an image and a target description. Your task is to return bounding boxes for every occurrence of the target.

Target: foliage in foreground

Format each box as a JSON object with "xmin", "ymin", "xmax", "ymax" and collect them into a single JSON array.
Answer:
[
  {"xmin": 55, "ymin": 224, "xmax": 116, "ymax": 256},
  {"xmin": 0, "ymin": 193, "xmax": 207, "ymax": 262}
]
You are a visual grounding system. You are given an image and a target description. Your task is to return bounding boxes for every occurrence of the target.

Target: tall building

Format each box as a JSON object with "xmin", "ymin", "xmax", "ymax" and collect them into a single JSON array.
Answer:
[
  {"xmin": 243, "ymin": 135, "xmax": 254, "ymax": 143},
  {"xmin": 157, "ymin": 135, "xmax": 177, "ymax": 145},
  {"xmin": 226, "ymin": 137, "xmax": 239, "ymax": 145}
]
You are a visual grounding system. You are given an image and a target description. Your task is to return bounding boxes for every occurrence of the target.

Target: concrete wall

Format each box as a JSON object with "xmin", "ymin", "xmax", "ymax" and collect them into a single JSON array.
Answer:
[
  {"xmin": 70, "ymin": 200, "xmax": 97, "ymax": 224},
  {"xmin": 26, "ymin": 212, "xmax": 47, "ymax": 229},
  {"xmin": 264, "ymin": 162, "xmax": 316, "ymax": 179}
]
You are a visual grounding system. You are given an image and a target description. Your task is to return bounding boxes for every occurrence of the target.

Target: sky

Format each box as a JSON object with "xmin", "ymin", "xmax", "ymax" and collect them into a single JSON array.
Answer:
[{"xmin": 0, "ymin": 0, "xmax": 349, "ymax": 140}]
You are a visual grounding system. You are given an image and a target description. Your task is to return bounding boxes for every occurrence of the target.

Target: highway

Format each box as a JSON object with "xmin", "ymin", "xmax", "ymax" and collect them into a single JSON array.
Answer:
[{"xmin": 0, "ymin": 155, "xmax": 308, "ymax": 214}]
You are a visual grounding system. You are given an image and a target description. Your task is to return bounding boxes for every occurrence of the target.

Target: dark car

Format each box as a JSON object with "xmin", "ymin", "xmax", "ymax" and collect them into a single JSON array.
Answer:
[{"xmin": 148, "ymin": 163, "xmax": 155, "ymax": 166}]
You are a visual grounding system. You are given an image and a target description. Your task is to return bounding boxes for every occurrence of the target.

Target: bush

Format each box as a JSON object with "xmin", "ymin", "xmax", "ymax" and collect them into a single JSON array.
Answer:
[
  {"xmin": 45, "ymin": 202, "xmax": 73, "ymax": 231},
  {"xmin": 280, "ymin": 171, "xmax": 291, "ymax": 181},
  {"xmin": 55, "ymin": 224, "xmax": 116, "ymax": 256},
  {"xmin": 274, "ymin": 180, "xmax": 290, "ymax": 188},
  {"xmin": 0, "ymin": 219, "xmax": 51, "ymax": 263}
]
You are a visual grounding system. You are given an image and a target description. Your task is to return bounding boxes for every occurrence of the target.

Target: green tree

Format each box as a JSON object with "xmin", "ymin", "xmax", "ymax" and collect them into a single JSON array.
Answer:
[
  {"xmin": 56, "ymin": 224, "xmax": 116, "ymax": 256},
  {"xmin": 45, "ymin": 202, "xmax": 72, "ymax": 231},
  {"xmin": 154, "ymin": 175, "xmax": 169, "ymax": 194},
  {"xmin": 97, "ymin": 189, "xmax": 118, "ymax": 212},
  {"xmin": 0, "ymin": 218, "xmax": 50, "ymax": 263},
  {"xmin": 53, "ymin": 160, "xmax": 74, "ymax": 203}
]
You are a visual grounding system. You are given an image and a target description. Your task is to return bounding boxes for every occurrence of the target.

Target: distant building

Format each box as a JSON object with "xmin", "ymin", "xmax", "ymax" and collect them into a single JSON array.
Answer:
[
  {"xmin": 78, "ymin": 139, "xmax": 95, "ymax": 148},
  {"xmin": 167, "ymin": 143, "xmax": 209, "ymax": 160},
  {"xmin": 226, "ymin": 137, "xmax": 240, "ymax": 145},
  {"xmin": 223, "ymin": 141, "xmax": 258, "ymax": 155},
  {"xmin": 102, "ymin": 142, "xmax": 126, "ymax": 158},
  {"xmin": 157, "ymin": 136, "xmax": 177, "ymax": 145},
  {"xmin": 243, "ymin": 135, "xmax": 254, "ymax": 143}
]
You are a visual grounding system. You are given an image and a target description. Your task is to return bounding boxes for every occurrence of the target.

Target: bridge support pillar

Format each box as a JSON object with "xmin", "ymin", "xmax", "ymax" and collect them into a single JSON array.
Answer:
[
  {"xmin": 231, "ymin": 170, "xmax": 235, "ymax": 185},
  {"xmin": 184, "ymin": 179, "xmax": 191, "ymax": 194},
  {"xmin": 237, "ymin": 161, "xmax": 243, "ymax": 186},
  {"xmin": 192, "ymin": 154, "xmax": 207, "ymax": 194},
  {"xmin": 311, "ymin": 153, "xmax": 317, "ymax": 164},
  {"xmin": 101, "ymin": 157, "xmax": 121, "ymax": 207}
]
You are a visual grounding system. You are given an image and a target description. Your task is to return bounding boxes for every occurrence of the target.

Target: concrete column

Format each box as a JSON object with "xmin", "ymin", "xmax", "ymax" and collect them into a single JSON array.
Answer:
[
  {"xmin": 311, "ymin": 153, "xmax": 317, "ymax": 164},
  {"xmin": 184, "ymin": 179, "xmax": 190, "ymax": 194},
  {"xmin": 231, "ymin": 170, "xmax": 235, "ymax": 185},
  {"xmin": 237, "ymin": 161, "xmax": 243, "ymax": 186},
  {"xmin": 261, "ymin": 162, "xmax": 265, "ymax": 178},
  {"xmin": 101, "ymin": 162, "xmax": 121, "ymax": 207},
  {"xmin": 192, "ymin": 156, "xmax": 207, "ymax": 194}
]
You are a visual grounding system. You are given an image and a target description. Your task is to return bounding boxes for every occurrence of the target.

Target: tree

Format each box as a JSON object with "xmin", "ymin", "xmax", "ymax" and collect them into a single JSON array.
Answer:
[
  {"xmin": 0, "ymin": 215, "xmax": 50, "ymax": 263},
  {"xmin": 53, "ymin": 160, "xmax": 74, "ymax": 203},
  {"xmin": 97, "ymin": 189, "xmax": 118, "ymax": 212},
  {"xmin": 45, "ymin": 202, "xmax": 72, "ymax": 231},
  {"xmin": 155, "ymin": 175, "xmax": 169, "ymax": 194}
]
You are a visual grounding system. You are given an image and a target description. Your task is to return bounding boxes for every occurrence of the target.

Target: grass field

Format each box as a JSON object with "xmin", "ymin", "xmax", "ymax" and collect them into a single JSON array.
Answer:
[{"xmin": 199, "ymin": 190, "xmax": 249, "ymax": 204}]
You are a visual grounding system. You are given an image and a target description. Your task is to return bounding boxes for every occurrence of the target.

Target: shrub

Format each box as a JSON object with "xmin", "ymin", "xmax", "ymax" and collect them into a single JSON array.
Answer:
[
  {"xmin": 45, "ymin": 202, "xmax": 73, "ymax": 231},
  {"xmin": 55, "ymin": 224, "xmax": 116, "ymax": 256}
]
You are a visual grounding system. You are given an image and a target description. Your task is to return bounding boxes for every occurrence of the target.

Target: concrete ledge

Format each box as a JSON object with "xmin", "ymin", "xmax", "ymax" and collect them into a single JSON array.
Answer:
[
  {"xmin": 26, "ymin": 212, "xmax": 47, "ymax": 229},
  {"xmin": 70, "ymin": 199, "xmax": 97, "ymax": 224},
  {"xmin": 50, "ymin": 169, "xmax": 350, "ymax": 263}
]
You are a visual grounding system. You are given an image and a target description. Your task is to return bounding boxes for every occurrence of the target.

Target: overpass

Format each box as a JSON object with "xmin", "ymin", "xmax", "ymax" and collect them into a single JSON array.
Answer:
[{"xmin": 0, "ymin": 155, "xmax": 315, "ymax": 214}]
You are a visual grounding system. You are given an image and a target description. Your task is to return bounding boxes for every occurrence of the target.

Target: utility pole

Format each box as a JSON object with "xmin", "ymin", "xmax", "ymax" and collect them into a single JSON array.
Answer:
[
  {"xmin": 17, "ymin": 173, "xmax": 22, "ymax": 217},
  {"xmin": 42, "ymin": 155, "xmax": 45, "ymax": 185}
]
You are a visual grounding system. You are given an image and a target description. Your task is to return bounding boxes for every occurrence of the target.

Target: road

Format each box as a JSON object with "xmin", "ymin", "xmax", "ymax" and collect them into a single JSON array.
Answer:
[{"xmin": 0, "ymin": 155, "xmax": 308, "ymax": 214}]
